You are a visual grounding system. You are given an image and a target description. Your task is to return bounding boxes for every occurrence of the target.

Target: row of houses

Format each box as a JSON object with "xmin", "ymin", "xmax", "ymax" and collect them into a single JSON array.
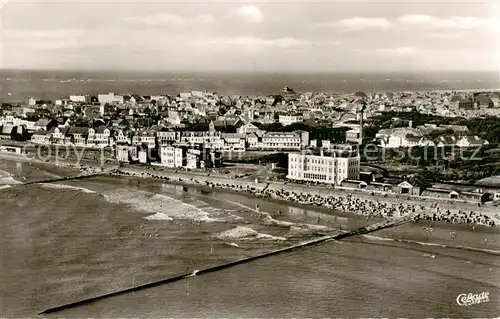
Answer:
[
  {"xmin": 376, "ymin": 123, "xmax": 489, "ymax": 148},
  {"xmin": 115, "ymin": 145, "xmax": 223, "ymax": 170},
  {"xmin": 29, "ymin": 125, "xmax": 311, "ymax": 152}
]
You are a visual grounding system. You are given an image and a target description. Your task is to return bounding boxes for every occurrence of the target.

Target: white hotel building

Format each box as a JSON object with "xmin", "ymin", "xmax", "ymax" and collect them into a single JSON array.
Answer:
[{"xmin": 287, "ymin": 152, "xmax": 360, "ymax": 185}]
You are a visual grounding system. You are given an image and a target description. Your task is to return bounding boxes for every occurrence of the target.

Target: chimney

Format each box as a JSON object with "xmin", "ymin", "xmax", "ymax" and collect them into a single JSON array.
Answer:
[
  {"xmin": 409, "ymin": 120, "xmax": 413, "ymax": 128},
  {"xmin": 359, "ymin": 102, "xmax": 365, "ymax": 145}
]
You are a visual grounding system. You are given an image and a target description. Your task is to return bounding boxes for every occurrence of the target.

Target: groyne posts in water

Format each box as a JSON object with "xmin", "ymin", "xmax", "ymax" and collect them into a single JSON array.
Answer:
[
  {"xmin": 38, "ymin": 215, "xmax": 416, "ymax": 315},
  {"xmin": 19, "ymin": 173, "xmax": 110, "ymax": 187}
]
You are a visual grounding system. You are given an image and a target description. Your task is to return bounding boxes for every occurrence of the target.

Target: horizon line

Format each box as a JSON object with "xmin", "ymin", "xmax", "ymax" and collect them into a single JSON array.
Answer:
[{"xmin": 1, "ymin": 68, "xmax": 499, "ymax": 74}]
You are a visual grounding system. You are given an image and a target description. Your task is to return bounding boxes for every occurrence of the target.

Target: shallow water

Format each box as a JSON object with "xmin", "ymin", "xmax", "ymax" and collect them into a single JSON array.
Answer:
[{"xmin": 0, "ymin": 159, "xmax": 498, "ymax": 317}]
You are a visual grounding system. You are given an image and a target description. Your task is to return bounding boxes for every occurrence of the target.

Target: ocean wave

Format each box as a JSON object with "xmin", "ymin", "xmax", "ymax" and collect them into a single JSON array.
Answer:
[
  {"xmin": 216, "ymin": 226, "xmax": 286, "ymax": 241},
  {"xmin": 104, "ymin": 189, "xmax": 217, "ymax": 222},
  {"xmin": 222, "ymin": 199, "xmax": 260, "ymax": 213},
  {"xmin": 0, "ymin": 169, "xmax": 11, "ymax": 178},
  {"xmin": 0, "ymin": 185, "xmax": 12, "ymax": 190},
  {"xmin": 153, "ymin": 194, "xmax": 217, "ymax": 222},
  {"xmin": 144, "ymin": 212, "xmax": 173, "ymax": 221},
  {"xmin": 197, "ymin": 206, "xmax": 245, "ymax": 223},
  {"xmin": 362, "ymin": 235, "xmax": 395, "ymax": 242},
  {"xmin": 43, "ymin": 172, "xmax": 62, "ymax": 179},
  {"xmin": 39, "ymin": 183, "xmax": 97, "ymax": 194},
  {"xmin": 217, "ymin": 226, "xmax": 258, "ymax": 240},
  {"xmin": 0, "ymin": 176, "xmax": 23, "ymax": 185},
  {"xmin": 256, "ymin": 233, "xmax": 287, "ymax": 241},
  {"xmin": 289, "ymin": 225, "xmax": 332, "ymax": 237},
  {"xmin": 260, "ymin": 212, "xmax": 295, "ymax": 227},
  {"xmin": 213, "ymin": 214, "xmax": 246, "ymax": 223},
  {"xmin": 362, "ymin": 235, "xmax": 500, "ymax": 255},
  {"xmin": 222, "ymin": 199, "xmax": 337, "ymax": 233},
  {"xmin": 261, "ymin": 212, "xmax": 334, "ymax": 236},
  {"xmin": 188, "ymin": 199, "xmax": 209, "ymax": 207}
]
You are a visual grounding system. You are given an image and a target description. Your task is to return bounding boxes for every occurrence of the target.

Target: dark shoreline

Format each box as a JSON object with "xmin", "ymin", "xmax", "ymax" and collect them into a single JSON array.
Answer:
[
  {"xmin": 2, "ymin": 153, "xmax": 499, "ymax": 237},
  {"xmin": 103, "ymin": 172, "xmax": 500, "ymax": 237}
]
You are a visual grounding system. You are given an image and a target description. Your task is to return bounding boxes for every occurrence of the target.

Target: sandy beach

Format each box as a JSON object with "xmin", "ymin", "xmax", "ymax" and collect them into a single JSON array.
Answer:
[
  {"xmin": 109, "ymin": 165, "xmax": 500, "ymax": 228},
  {"xmin": 2, "ymin": 148, "xmax": 498, "ymax": 229}
]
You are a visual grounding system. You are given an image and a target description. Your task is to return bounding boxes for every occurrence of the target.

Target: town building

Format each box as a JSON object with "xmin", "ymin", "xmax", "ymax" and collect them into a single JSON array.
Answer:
[
  {"xmin": 186, "ymin": 149, "xmax": 204, "ymax": 169},
  {"xmin": 456, "ymin": 136, "xmax": 489, "ymax": 148},
  {"xmin": 116, "ymin": 145, "xmax": 137, "ymax": 162},
  {"xmin": 278, "ymin": 115, "xmax": 300, "ymax": 126},
  {"xmin": 67, "ymin": 127, "xmax": 89, "ymax": 146},
  {"xmin": 69, "ymin": 95, "xmax": 88, "ymax": 103},
  {"xmin": 159, "ymin": 146, "xmax": 185, "ymax": 168},
  {"xmin": 287, "ymin": 151, "xmax": 360, "ymax": 185},
  {"xmin": 48, "ymin": 127, "xmax": 70, "ymax": 144},
  {"xmin": 132, "ymin": 130, "xmax": 156, "ymax": 149},
  {"xmin": 262, "ymin": 132, "xmax": 302, "ymax": 150},
  {"xmin": 34, "ymin": 119, "xmax": 57, "ymax": 132},
  {"xmin": 222, "ymin": 133, "xmax": 246, "ymax": 151},
  {"xmin": 245, "ymin": 131, "xmax": 264, "ymax": 149},
  {"xmin": 346, "ymin": 128, "xmax": 362, "ymax": 144},
  {"xmin": 157, "ymin": 130, "xmax": 181, "ymax": 145},
  {"xmin": 87, "ymin": 127, "xmax": 112, "ymax": 147},
  {"xmin": 238, "ymin": 123, "xmax": 260, "ymax": 134},
  {"xmin": 180, "ymin": 131, "xmax": 224, "ymax": 150},
  {"xmin": 98, "ymin": 93, "xmax": 124, "ymax": 105},
  {"xmin": 114, "ymin": 129, "xmax": 131, "ymax": 145},
  {"xmin": 376, "ymin": 127, "xmax": 422, "ymax": 148}
]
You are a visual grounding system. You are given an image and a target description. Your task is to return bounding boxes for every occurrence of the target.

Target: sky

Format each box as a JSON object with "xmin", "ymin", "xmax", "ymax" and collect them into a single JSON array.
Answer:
[{"xmin": 0, "ymin": 0, "xmax": 499, "ymax": 72}]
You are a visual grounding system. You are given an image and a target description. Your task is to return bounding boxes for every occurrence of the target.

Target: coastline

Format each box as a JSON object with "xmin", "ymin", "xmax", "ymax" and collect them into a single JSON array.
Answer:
[
  {"xmin": 2, "ymin": 151, "xmax": 499, "ymax": 230},
  {"xmin": 108, "ymin": 165, "xmax": 500, "ymax": 228}
]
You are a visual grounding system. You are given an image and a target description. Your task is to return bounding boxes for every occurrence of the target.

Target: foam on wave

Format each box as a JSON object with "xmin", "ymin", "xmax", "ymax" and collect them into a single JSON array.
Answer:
[
  {"xmin": 144, "ymin": 212, "xmax": 173, "ymax": 221},
  {"xmin": 39, "ymin": 183, "xmax": 97, "ymax": 194},
  {"xmin": 0, "ymin": 170, "xmax": 11, "ymax": 178},
  {"xmin": 261, "ymin": 212, "xmax": 335, "ymax": 237},
  {"xmin": 362, "ymin": 235, "xmax": 500, "ymax": 255},
  {"xmin": 216, "ymin": 226, "xmax": 286, "ymax": 241},
  {"xmin": 104, "ymin": 189, "xmax": 217, "ymax": 222},
  {"xmin": 0, "ymin": 170, "xmax": 23, "ymax": 185}
]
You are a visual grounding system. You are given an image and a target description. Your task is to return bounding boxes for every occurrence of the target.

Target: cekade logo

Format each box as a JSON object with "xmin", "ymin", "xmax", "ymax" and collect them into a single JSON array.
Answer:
[{"xmin": 456, "ymin": 292, "xmax": 490, "ymax": 306}]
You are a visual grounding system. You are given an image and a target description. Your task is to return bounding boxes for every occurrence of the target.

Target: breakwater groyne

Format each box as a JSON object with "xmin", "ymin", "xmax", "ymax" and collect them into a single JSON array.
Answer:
[
  {"xmin": 38, "ymin": 215, "xmax": 415, "ymax": 315},
  {"xmin": 20, "ymin": 173, "xmax": 110, "ymax": 187}
]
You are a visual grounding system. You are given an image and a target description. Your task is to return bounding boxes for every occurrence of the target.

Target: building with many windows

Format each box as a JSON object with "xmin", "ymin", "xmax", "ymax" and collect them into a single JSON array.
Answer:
[
  {"xmin": 287, "ymin": 151, "xmax": 360, "ymax": 185},
  {"xmin": 262, "ymin": 132, "xmax": 302, "ymax": 150},
  {"xmin": 157, "ymin": 130, "xmax": 181, "ymax": 145},
  {"xmin": 159, "ymin": 146, "xmax": 186, "ymax": 168},
  {"xmin": 87, "ymin": 127, "xmax": 112, "ymax": 147},
  {"xmin": 180, "ymin": 131, "xmax": 224, "ymax": 149},
  {"xmin": 132, "ymin": 130, "xmax": 156, "ymax": 149}
]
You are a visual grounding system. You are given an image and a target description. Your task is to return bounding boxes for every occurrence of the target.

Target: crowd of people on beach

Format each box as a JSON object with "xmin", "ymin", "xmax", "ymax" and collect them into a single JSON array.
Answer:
[{"xmin": 110, "ymin": 168, "xmax": 498, "ymax": 228}]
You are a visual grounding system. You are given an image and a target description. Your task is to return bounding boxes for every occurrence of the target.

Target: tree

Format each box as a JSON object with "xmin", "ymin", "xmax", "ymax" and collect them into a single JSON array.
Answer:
[
  {"xmin": 34, "ymin": 108, "xmax": 52, "ymax": 119},
  {"xmin": 218, "ymin": 106, "xmax": 228, "ymax": 116}
]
